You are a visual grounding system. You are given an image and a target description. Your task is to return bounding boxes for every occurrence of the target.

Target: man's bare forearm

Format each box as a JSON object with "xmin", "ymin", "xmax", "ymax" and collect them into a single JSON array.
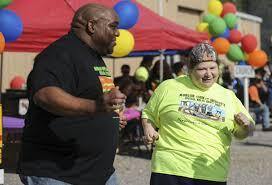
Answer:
[{"xmin": 34, "ymin": 86, "xmax": 97, "ymax": 116}]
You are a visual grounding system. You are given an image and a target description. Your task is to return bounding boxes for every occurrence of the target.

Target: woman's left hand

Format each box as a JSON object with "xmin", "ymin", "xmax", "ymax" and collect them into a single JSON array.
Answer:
[{"xmin": 234, "ymin": 112, "xmax": 254, "ymax": 132}]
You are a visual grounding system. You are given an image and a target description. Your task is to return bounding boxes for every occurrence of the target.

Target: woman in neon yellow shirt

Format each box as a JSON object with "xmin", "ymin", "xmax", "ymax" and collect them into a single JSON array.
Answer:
[{"xmin": 142, "ymin": 42, "xmax": 254, "ymax": 185}]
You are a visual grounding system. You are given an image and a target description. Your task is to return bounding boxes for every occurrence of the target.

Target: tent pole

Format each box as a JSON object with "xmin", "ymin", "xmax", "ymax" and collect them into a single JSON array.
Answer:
[
  {"xmin": 112, "ymin": 58, "xmax": 115, "ymax": 79},
  {"xmin": 158, "ymin": 0, "xmax": 163, "ymax": 16},
  {"xmin": 159, "ymin": 50, "xmax": 164, "ymax": 82},
  {"xmin": 158, "ymin": 0, "xmax": 164, "ymax": 82},
  {"xmin": 0, "ymin": 53, "xmax": 3, "ymax": 102}
]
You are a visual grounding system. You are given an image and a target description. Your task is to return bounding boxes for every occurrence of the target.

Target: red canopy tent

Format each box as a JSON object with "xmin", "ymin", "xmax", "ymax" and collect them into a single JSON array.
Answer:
[{"xmin": 5, "ymin": 0, "xmax": 208, "ymax": 53}]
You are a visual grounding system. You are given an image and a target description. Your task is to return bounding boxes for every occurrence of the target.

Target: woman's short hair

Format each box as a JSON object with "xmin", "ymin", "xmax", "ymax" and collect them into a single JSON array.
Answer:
[{"xmin": 188, "ymin": 42, "xmax": 218, "ymax": 70}]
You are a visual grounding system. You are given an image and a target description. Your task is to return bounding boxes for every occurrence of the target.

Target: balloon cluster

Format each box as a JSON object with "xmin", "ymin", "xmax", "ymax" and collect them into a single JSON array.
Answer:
[
  {"xmin": 0, "ymin": 0, "xmax": 23, "ymax": 53},
  {"xmin": 111, "ymin": 0, "xmax": 139, "ymax": 57},
  {"xmin": 196, "ymin": 0, "xmax": 268, "ymax": 68}
]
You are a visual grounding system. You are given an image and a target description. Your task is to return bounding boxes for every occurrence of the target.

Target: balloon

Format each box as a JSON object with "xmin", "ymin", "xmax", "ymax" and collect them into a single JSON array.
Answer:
[
  {"xmin": 112, "ymin": 29, "xmax": 134, "ymax": 57},
  {"xmin": 223, "ymin": 13, "xmax": 237, "ymax": 29},
  {"xmin": 208, "ymin": 0, "xmax": 223, "ymax": 16},
  {"xmin": 218, "ymin": 28, "xmax": 230, "ymax": 39},
  {"xmin": 244, "ymin": 52, "xmax": 249, "ymax": 61},
  {"xmin": 10, "ymin": 76, "xmax": 26, "ymax": 89},
  {"xmin": 210, "ymin": 37, "xmax": 216, "ymax": 42},
  {"xmin": 212, "ymin": 37, "xmax": 230, "ymax": 54},
  {"xmin": 248, "ymin": 50, "xmax": 268, "ymax": 67},
  {"xmin": 226, "ymin": 44, "xmax": 244, "ymax": 62},
  {"xmin": 241, "ymin": 34, "xmax": 257, "ymax": 53},
  {"xmin": 114, "ymin": 1, "xmax": 139, "ymax": 29},
  {"xmin": 196, "ymin": 22, "xmax": 209, "ymax": 32},
  {"xmin": 221, "ymin": 2, "xmax": 237, "ymax": 17},
  {"xmin": 0, "ymin": 32, "xmax": 5, "ymax": 53},
  {"xmin": 238, "ymin": 61, "xmax": 247, "ymax": 65},
  {"xmin": 0, "ymin": 9, "xmax": 23, "ymax": 42},
  {"xmin": 135, "ymin": 66, "xmax": 149, "ymax": 82},
  {"xmin": 203, "ymin": 14, "xmax": 216, "ymax": 24},
  {"xmin": 209, "ymin": 18, "xmax": 226, "ymax": 36},
  {"xmin": 228, "ymin": 29, "xmax": 242, "ymax": 43},
  {"xmin": 0, "ymin": 0, "xmax": 12, "ymax": 8}
]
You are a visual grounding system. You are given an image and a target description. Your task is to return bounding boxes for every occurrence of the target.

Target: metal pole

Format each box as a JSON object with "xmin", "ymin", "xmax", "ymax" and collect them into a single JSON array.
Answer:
[
  {"xmin": 158, "ymin": 0, "xmax": 164, "ymax": 82},
  {"xmin": 159, "ymin": 50, "xmax": 164, "ymax": 82},
  {"xmin": 112, "ymin": 58, "xmax": 115, "ymax": 78},
  {"xmin": 0, "ymin": 53, "xmax": 3, "ymax": 102},
  {"xmin": 243, "ymin": 77, "xmax": 249, "ymax": 111},
  {"xmin": 158, "ymin": 0, "xmax": 163, "ymax": 16}
]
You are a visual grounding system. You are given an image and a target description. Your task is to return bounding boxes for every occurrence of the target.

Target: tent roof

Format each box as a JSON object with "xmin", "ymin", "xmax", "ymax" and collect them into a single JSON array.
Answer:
[{"xmin": 6, "ymin": 0, "xmax": 208, "ymax": 53}]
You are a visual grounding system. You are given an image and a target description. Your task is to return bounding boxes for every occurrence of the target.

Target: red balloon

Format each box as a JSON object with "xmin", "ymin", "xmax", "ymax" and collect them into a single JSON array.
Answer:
[
  {"xmin": 228, "ymin": 29, "xmax": 242, "ymax": 43},
  {"xmin": 10, "ymin": 76, "xmax": 26, "ymax": 89},
  {"xmin": 221, "ymin": 2, "xmax": 237, "ymax": 17},
  {"xmin": 248, "ymin": 50, "xmax": 268, "ymax": 67},
  {"xmin": 241, "ymin": 34, "xmax": 257, "ymax": 53}
]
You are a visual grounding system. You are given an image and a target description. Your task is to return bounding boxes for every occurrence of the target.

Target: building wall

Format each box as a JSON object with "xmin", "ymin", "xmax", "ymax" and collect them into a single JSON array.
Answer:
[{"xmin": 0, "ymin": 0, "xmax": 262, "ymax": 92}]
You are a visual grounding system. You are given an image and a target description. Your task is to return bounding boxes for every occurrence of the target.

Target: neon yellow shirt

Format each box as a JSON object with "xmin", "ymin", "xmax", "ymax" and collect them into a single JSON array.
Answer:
[{"xmin": 142, "ymin": 75, "xmax": 253, "ymax": 182}]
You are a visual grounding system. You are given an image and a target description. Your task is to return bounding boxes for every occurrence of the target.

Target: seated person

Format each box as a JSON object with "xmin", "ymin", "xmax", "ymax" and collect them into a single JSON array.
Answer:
[{"xmin": 249, "ymin": 78, "xmax": 272, "ymax": 131}]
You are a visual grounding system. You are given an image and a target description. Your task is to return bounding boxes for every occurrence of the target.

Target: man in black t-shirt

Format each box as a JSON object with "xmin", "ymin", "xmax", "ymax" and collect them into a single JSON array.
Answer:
[{"xmin": 18, "ymin": 4, "xmax": 127, "ymax": 185}]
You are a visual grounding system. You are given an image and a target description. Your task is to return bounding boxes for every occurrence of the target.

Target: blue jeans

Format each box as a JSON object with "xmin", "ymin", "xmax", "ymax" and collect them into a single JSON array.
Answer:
[
  {"xmin": 19, "ymin": 172, "xmax": 119, "ymax": 185},
  {"xmin": 250, "ymin": 104, "xmax": 270, "ymax": 128}
]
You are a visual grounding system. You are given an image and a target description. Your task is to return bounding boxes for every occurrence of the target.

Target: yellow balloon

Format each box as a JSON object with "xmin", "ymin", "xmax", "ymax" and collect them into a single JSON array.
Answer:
[
  {"xmin": 196, "ymin": 22, "xmax": 209, "ymax": 32},
  {"xmin": 208, "ymin": 0, "xmax": 223, "ymax": 16},
  {"xmin": 112, "ymin": 29, "xmax": 135, "ymax": 57}
]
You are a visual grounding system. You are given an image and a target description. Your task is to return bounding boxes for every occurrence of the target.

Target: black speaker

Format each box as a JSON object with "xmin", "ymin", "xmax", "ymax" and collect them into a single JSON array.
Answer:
[{"xmin": 1, "ymin": 89, "xmax": 28, "ymax": 118}]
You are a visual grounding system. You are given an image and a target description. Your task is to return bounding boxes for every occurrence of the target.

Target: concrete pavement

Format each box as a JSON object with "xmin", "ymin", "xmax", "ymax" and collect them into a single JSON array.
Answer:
[{"xmin": 4, "ymin": 125, "xmax": 272, "ymax": 185}]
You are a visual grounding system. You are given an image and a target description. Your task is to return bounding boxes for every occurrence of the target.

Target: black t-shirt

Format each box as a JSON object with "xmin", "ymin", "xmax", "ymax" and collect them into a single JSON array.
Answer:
[{"xmin": 17, "ymin": 31, "xmax": 119, "ymax": 185}]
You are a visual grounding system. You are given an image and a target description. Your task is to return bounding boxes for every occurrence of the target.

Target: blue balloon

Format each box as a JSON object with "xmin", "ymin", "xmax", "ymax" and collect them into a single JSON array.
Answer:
[
  {"xmin": 238, "ymin": 60, "xmax": 247, "ymax": 65},
  {"xmin": 210, "ymin": 37, "xmax": 216, "ymax": 42},
  {"xmin": 218, "ymin": 28, "xmax": 230, "ymax": 39},
  {"xmin": 0, "ymin": 9, "xmax": 23, "ymax": 42},
  {"xmin": 114, "ymin": 1, "xmax": 139, "ymax": 29}
]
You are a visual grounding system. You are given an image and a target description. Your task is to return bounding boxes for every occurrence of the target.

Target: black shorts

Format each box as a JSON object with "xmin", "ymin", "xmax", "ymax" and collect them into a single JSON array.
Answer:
[{"xmin": 150, "ymin": 173, "xmax": 227, "ymax": 185}]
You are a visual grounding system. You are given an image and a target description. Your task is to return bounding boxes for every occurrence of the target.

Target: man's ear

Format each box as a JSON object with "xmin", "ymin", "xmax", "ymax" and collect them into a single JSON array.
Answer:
[{"xmin": 87, "ymin": 20, "xmax": 95, "ymax": 34}]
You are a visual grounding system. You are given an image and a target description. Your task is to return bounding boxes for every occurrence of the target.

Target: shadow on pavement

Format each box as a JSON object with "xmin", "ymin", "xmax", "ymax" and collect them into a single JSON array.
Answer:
[
  {"xmin": 117, "ymin": 140, "xmax": 152, "ymax": 160},
  {"xmin": 243, "ymin": 142, "xmax": 272, "ymax": 148}
]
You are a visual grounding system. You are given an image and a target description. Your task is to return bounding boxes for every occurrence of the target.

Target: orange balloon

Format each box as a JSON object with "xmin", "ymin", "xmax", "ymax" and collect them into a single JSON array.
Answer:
[
  {"xmin": 212, "ymin": 37, "xmax": 230, "ymax": 54},
  {"xmin": 0, "ymin": 32, "xmax": 5, "ymax": 53},
  {"xmin": 248, "ymin": 50, "xmax": 268, "ymax": 67}
]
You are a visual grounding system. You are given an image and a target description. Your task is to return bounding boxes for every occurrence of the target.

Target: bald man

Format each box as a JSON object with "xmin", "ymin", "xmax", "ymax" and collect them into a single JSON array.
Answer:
[{"xmin": 17, "ymin": 4, "xmax": 126, "ymax": 185}]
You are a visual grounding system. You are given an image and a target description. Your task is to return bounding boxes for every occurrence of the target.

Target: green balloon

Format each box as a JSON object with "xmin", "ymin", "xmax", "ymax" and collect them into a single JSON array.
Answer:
[
  {"xmin": 227, "ymin": 44, "xmax": 244, "ymax": 62},
  {"xmin": 135, "ymin": 67, "xmax": 149, "ymax": 82},
  {"xmin": 0, "ymin": 0, "xmax": 12, "ymax": 8},
  {"xmin": 203, "ymin": 14, "xmax": 216, "ymax": 24},
  {"xmin": 209, "ymin": 18, "xmax": 227, "ymax": 37},
  {"xmin": 224, "ymin": 13, "xmax": 237, "ymax": 29}
]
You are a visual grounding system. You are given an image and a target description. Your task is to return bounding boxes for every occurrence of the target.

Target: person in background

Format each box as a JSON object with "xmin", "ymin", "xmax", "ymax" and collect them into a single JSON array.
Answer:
[
  {"xmin": 171, "ymin": 61, "xmax": 186, "ymax": 78},
  {"xmin": 134, "ymin": 56, "xmax": 154, "ymax": 104},
  {"xmin": 249, "ymin": 78, "xmax": 272, "ymax": 131},
  {"xmin": 147, "ymin": 60, "xmax": 173, "ymax": 91},
  {"xmin": 140, "ymin": 55, "xmax": 154, "ymax": 73},
  {"xmin": 17, "ymin": 4, "xmax": 127, "ymax": 185},
  {"xmin": 114, "ymin": 64, "xmax": 133, "ymax": 86},
  {"xmin": 142, "ymin": 42, "xmax": 254, "ymax": 185}
]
